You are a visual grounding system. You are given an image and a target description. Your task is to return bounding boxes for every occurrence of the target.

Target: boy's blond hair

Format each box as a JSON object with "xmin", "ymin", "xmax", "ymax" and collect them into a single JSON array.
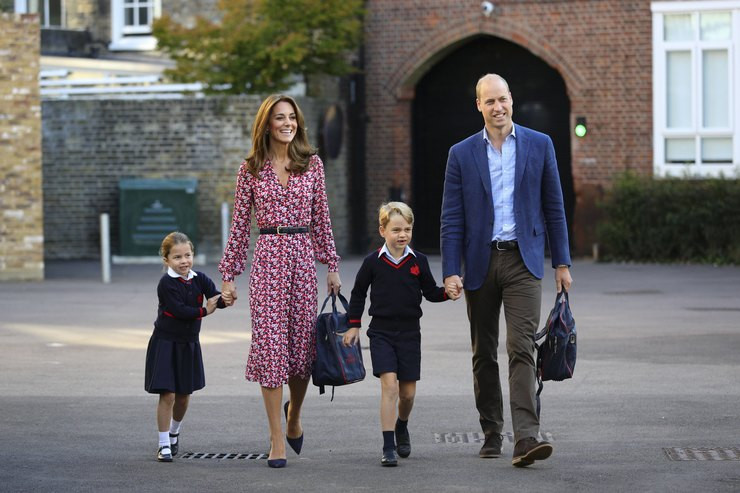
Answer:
[{"xmin": 378, "ymin": 202, "xmax": 414, "ymax": 228}]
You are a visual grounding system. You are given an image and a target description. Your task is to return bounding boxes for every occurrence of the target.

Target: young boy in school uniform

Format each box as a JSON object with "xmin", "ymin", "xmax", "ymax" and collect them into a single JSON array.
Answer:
[{"xmin": 343, "ymin": 202, "xmax": 449, "ymax": 466}]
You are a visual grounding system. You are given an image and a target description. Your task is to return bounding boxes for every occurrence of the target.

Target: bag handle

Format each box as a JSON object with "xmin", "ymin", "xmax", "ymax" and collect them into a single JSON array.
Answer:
[
  {"xmin": 319, "ymin": 292, "xmax": 349, "ymax": 315},
  {"xmin": 558, "ymin": 289, "xmax": 569, "ymax": 304},
  {"xmin": 534, "ymin": 289, "xmax": 569, "ymax": 341}
]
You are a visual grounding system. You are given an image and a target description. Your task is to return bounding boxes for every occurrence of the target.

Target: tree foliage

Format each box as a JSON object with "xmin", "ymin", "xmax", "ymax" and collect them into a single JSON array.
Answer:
[{"xmin": 153, "ymin": 0, "xmax": 363, "ymax": 94}]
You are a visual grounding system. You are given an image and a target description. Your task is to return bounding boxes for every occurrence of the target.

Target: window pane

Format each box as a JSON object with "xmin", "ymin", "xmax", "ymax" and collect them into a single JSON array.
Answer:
[
  {"xmin": 125, "ymin": 6, "xmax": 134, "ymax": 26},
  {"xmin": 124, "ymin": 0, "xmax": 134, "ymax": 4},
  {"xmin": 700, "ymin": 12, "xmax": 731, "ymax": 41},
  {"xmin": 703, "ymin": 50, "xmax": 728, "ymax": 128},
  {"xmin": 37, "ymin": 0, "xmax": 46, "ymax": 25},
  {"xmin": 702, "ymin": 138, "xmax": 732, "ymax": 163},
  {"xmin": 664, "ymin": 14, "xmax": 693, "ymax": 41},
  {"xmin": 139, "ymin": 6, "xmax": 149, "ymax": 25},
  {"xmin": 48, "ymin": 0, "xmax": 61, "ymax": 27},
  {"xmin": 666, "ymin": 138, "xmax": 695, "ymax": 164},
  {"xmin": 666, "ymin": 51, "xmax": 692, "ymax": 128}
]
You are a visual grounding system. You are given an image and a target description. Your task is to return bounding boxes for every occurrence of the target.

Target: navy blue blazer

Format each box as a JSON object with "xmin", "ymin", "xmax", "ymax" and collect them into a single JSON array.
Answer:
[{"xmin": 440, "ymin": 124, "xmax": 571, "ymax": 291}]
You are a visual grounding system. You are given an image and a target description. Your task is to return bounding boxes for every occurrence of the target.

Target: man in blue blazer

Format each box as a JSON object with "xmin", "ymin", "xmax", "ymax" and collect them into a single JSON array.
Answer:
[{"xmin": 440, "ymin": 73, "xmax": 572, "ymax": 467}]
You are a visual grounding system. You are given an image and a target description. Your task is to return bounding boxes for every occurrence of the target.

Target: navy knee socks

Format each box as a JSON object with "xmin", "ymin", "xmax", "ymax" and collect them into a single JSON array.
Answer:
[{"xmin": 382, "ymin": 430, "xmax": 395, "ymax": 453}]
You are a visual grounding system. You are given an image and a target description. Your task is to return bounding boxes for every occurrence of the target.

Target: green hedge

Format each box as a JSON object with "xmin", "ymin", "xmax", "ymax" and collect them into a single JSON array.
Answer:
[{"xmin": 597, "ymin": 173, "xmax": 740, "ymax": 264}]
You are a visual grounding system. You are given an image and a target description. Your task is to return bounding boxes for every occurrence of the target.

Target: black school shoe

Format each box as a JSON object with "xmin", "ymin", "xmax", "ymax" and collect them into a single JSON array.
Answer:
[
  {"xmin": 395, "ymin": 424, "xmax": 411, "ymax": 458},
  {"xmin": 381, "ymin": 449, "xmax": 398, "ymax": 467},
  {"xmin": 157, "ymin": 445, "xmax": 173, "ymax": 462},
  {"xmin": 169, "ymin": 433, "xmax": 179, "ymax": 456}
]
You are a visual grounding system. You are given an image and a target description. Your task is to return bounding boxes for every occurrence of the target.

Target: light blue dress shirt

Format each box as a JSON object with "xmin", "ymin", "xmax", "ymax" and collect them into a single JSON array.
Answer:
[{"xmin": 483, "ymin": 127, "xmax": 517, "ymax": 242}]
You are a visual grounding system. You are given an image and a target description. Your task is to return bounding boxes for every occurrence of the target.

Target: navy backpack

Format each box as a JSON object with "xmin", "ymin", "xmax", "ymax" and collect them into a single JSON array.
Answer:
[{"xmin": 312, "ymin": 293, "xmax": 365, "ymax": 399}]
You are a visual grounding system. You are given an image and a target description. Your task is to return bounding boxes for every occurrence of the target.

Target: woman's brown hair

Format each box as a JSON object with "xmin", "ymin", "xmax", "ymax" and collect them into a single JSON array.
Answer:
[{"xmin": 245, "ymin": 94, "xmax": 317, "ymax": 177}]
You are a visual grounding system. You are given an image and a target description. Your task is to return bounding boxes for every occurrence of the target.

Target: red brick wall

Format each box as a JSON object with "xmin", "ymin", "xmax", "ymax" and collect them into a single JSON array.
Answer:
[{"xmin": 363, "ymin": 0, "xmax": 653, "ymax": 254}]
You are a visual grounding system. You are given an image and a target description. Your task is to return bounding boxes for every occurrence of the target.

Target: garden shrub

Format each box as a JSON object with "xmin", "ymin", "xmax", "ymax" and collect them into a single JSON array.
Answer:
[{"xmin": 597, "ymin": 172, "xmax": 740, "ymax": 264}]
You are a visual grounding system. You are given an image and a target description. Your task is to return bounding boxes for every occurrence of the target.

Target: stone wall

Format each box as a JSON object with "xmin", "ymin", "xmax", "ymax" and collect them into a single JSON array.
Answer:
[
  {"xmin": 41, "ymin": 95, "xmax": 350, "ymax": 261},
  {"xmin": 0, "ymin": 13, "xmax": 44, "ymax": 281},
  {"xmin": 161, "ymin": 0, "xmax": 221, "ymax": 27},
  {"xmin": 64, "ymin": 0, "xmax": 109, "ymax": 45}
]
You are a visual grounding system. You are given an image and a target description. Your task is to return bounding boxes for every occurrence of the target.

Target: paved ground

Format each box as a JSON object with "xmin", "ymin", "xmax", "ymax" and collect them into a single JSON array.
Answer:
[{"xmin": 1, "ymin": 257, "xmax": 739, "ymax": 492}]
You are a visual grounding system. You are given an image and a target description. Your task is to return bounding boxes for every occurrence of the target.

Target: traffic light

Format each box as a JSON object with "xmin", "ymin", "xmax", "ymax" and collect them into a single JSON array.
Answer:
[{"xmin": 574, "ymin": 117, "xmax": 587, "ymax": 138}]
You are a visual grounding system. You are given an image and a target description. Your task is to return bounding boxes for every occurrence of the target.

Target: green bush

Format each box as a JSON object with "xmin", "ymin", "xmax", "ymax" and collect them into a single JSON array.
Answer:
[{"xmin": 597, "ymin": 172, "xmax": 740, "ymax": 264}]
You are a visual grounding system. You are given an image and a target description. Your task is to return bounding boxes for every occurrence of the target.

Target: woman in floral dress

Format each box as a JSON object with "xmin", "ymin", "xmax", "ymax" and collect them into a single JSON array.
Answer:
[{"xmin": 219, "ymin": 95, "xmax": 341, "ymax": 468}]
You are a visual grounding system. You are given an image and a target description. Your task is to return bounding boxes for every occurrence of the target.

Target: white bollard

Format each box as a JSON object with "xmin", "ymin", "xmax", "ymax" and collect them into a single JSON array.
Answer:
[
  {"xmin": 100, "ymin": 213, "xmax": 111, "ymax": 284},
  {"xmin": 221, "ymin": 202, "xmax": 230, "ymax": 253}
]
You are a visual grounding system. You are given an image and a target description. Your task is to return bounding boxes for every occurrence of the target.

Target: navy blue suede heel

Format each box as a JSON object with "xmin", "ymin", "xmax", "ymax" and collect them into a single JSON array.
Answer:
[
  {"xmin": 267, "ymin": 458, "xmax": 287, "ymax": 468},
  {"xmin": 283, "ymin": 401, "xmax": 304, "ymax": 455}
]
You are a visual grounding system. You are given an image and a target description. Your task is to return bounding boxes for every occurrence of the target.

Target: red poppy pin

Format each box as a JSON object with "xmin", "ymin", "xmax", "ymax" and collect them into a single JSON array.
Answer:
[{"xmin": 410, "ymin": 264, "xmax": 420, "ymax": 276}]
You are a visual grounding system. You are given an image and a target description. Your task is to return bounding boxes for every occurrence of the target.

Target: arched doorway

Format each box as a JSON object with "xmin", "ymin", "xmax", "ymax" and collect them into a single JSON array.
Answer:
[{"xmin": 411, "ymin": 35, "xmax": 574, "ymax": 252}]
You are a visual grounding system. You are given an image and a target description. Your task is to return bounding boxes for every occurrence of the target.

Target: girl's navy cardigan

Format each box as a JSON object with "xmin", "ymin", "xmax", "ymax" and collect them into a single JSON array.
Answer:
[{"xmin": 153, "ymin": 272, "xmax": 225, "ymax": 342}]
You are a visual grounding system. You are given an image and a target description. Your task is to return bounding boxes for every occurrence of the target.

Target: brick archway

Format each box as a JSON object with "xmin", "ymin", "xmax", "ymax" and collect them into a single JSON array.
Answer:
[
  {"xmin": 369, "ymin": 22, "xmax": 582, "ymax": 252},
  {"xmin": 362, "ymin": 1, "xmax": 653, "ymax": 255},
  {"xmin": 388, "ymin": 19, "xmax": 586, "ymax": 102}
]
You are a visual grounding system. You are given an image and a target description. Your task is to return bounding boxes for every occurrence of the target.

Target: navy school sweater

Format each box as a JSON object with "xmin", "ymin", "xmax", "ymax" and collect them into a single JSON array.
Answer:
[
  {"xmin": 153, "ymin": 271, "xmax": 226, "ymax": 343},
  {"xmin": 348, "ymin": 249, "xmax": 448, "ymax": 331}
]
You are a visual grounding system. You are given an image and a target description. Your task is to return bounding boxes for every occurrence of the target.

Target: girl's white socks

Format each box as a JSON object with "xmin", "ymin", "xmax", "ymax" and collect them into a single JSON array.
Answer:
[
  {"xmin": 158, "ymin": 431, "xmax": 170, "ymax": 448},
  {"xmin": 169, "ymin": 419, "xmax": 182, "ymax": 444}
]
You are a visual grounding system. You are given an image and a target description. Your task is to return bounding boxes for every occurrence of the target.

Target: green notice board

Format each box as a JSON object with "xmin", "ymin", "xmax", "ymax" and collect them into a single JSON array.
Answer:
[{"xmin": 119, "ymin": 178, "xmax": 198, "ymax": 256}]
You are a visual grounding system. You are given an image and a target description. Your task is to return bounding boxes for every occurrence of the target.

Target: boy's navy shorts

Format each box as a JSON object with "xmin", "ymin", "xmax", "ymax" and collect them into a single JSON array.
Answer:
[{"xmin": 366, "ymin": 327, "xmax": 421, "ymax": 381}]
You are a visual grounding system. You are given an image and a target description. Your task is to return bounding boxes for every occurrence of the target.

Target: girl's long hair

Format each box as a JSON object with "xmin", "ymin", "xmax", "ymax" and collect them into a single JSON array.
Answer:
[{"xmin": 245, "ymin": 94, "xmax": 317, "ymax": 177}]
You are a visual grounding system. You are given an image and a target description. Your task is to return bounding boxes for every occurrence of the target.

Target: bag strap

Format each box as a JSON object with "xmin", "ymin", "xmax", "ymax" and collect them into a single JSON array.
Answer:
[
  {"xmin": 534, "ymin": 289, "xmax": 569, "ymax": 341},
  {"xmin": 319, "ymin": 292, "xmax": 350, "ymax": 315},
  {"xmin": 319, "ymin": 295, "xmax": 332, "ymax": 314},
  {"xmin": 535, "ymin": 371, "xmax": 543, "ymax": 418},
  {"xmin": 333, "ymin": 292, "xmax": 350, "ymax": 313}
]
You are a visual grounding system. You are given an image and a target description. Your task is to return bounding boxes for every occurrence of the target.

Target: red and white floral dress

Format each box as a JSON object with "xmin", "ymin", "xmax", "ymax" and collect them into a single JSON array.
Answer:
[{"xmin": 219, "ymin": 154, "xmax": 340, "ymax": 388}]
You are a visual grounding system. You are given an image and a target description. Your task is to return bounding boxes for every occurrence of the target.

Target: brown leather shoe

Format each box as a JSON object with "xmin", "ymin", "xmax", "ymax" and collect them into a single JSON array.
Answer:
[
  {"xmin": 479, "ymin": 433, "xmax": 503, "ymax": 458},
  {"xmin": 512, "ymin": 437, "xmax": 553, "ymax": 467}
]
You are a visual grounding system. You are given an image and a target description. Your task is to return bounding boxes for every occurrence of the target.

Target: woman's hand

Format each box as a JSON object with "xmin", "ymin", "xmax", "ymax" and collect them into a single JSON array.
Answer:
[
  {"xmin": 342, "ymin": 327, "xmax": 360, "ymax": 347},
  {"xmin": 221, "ymin": 281, "xmax": 237, "ymax": 306},
  {"xmin": 327, "ymin": 272, "xmax": 341, "ymax": 295}
]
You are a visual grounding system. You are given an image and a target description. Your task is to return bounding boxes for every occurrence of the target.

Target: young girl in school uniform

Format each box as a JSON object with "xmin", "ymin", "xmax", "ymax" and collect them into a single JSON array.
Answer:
[{"xmin": 144, "ymin": 231, "xmax": 226, "ymax": 462}]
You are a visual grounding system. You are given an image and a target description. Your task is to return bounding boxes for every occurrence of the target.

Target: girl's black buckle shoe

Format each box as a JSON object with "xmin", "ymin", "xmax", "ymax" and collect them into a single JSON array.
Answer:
[
  {"xmin": 169, "ymin": 433, "xmax": 179, "ymax": 456},
  {"xmin": 157, "ymin": 445, "xmax": 173, "ymax": 462}
]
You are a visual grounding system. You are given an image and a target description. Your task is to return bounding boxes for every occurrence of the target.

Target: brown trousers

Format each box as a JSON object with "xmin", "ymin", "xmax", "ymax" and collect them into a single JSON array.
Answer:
[{"xmin": 465, "ymin": 248, "xmax": 541, "ymax": 443}]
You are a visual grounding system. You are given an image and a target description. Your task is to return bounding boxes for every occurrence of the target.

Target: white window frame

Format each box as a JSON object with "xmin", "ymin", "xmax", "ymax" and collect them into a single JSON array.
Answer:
[
  {"xmin": 109, "ymin": 0, "xmax": 161, "ymax": 52},
  {"xmin": 652, "ymin": 1, "xmax": 740, "ymax": 178},
  {"xmin": 14, "ymin": 0, "xmax": 65, "ymax": 28}
]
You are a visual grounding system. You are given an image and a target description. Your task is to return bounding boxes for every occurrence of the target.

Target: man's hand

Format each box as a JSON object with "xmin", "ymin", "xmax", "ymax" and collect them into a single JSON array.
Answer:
[
  {"xmin": 444, "ymin": 275, "xmax": 464, "ymax": 300},
  {"xmin": 555, "ymin": 266, "xmax": 572, "ymax": 293}
]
